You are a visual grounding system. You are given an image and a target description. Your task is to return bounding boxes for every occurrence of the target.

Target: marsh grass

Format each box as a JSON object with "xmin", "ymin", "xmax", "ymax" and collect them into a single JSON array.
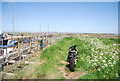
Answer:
[{"xmin": 12, "ymin": 37, "xmax": 119, "ymax": 79}]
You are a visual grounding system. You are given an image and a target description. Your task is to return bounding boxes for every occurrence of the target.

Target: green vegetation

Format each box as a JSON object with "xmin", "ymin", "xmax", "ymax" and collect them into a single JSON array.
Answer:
[{"xmin": 12, "ymin": 36, "xmax": 119, "ymax": 79}]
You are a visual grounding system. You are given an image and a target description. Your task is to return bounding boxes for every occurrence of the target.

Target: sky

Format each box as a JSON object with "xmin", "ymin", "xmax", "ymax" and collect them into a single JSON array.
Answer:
[
  {"xmin": 2, "ymin": 2, "xmax": 118, "ymax": 33},
  {"xmin": 2, "ymin": 0, "xmax": 120, "ymax": 2}
]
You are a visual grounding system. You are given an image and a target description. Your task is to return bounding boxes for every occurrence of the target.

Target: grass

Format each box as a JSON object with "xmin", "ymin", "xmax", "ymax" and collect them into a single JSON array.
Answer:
[{"xmin": 11, "ymin": 36, "xmax": 119, "ymax": 79}]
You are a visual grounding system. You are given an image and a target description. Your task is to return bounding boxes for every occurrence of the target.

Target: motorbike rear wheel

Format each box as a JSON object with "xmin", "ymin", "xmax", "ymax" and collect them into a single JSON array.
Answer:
[{"xmin": 69, "ymin": 57, "xmax": 75, "ymax": 72}]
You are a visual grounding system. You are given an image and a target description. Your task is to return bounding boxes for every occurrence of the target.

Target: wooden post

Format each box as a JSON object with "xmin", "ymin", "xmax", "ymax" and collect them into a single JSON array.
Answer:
[
  {"xmin": 29, "ymin": 37, "xmax": 32, "ymax": 54},
  {"xmin": 5, "ymin": 48, "xmax": 8, "ymax": 64},
  {"xmin": 17, "ymin": 38, "xmax": 21, "ymax": 57},
  {"xmin": 50, "ymin": 35, "xmax": 51, "ymax": 45},
  {"xmin": 44, "ymin": 36, "xmax": 46, "ymax": 48},
  {"xmin": 37, "ymin": 33, "xmax": 39, "ymax": 51},
  {"xmin": 37, "ymin": 39, "xmax": 39, "ymax": 51}
]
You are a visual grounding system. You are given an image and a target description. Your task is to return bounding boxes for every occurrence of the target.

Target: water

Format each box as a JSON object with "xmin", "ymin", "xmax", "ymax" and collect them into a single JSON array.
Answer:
[{"xmin": 102, "ymin": 34, "xmax": 118, "ymax": 36}]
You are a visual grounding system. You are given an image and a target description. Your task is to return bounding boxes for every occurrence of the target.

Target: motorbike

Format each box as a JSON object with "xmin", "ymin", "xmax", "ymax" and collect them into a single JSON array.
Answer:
[{"xmin": 67, "ymin": 45, "xmax": 78, "ymax": 72}]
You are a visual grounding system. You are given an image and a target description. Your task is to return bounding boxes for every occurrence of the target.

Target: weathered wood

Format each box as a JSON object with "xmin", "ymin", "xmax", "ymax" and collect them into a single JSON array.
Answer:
[
  {"xmin": 1, "ymin": 34, "xmax": 61, "ymax": 72},
  {"xmin": 8, "ymin": 60, "xmax": 16, "ymax": 64},
  {"xmin": 37, "ymin": 40, "xmax": 39, "ymax": 51},
  {"xmin": 5, "ymin": 72, "xmax": 16, "ymax": 76},
  {"xmin": 25, "ymin": 61, "xmax": 39, "ymax": 64},
  {"xmin": 29, "ymin": 38, "xmax": 32, "ymax": 54},
  {"xmin": 18, "ymin": 41, "xmax": 21, "ymax": 56}
]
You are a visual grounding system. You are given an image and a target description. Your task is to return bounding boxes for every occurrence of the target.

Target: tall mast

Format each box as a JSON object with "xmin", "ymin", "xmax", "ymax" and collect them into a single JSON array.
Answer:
[
  {"xmin": 0, "ymin": 0, "xmax": 2, "ymax": 33},
  {"xmin": 39, "ymin": 23, "xmax": 41, "ymax": 37},
  {"xmin": 11, "ymin": 1, "xmax": 15, "ymax": 33},
  {"xmin": 48, "ymin": 23, "xmax": 49, "ymax": 37},
  {"xmin": 9, "ymin": 0, "xmax": 15, "ymax": 34}
]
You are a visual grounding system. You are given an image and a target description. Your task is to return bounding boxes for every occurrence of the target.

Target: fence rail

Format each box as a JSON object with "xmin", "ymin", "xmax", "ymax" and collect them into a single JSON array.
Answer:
[{"xmin": 0, "ymin": 34, "xmax": 63, "ymax": 72}]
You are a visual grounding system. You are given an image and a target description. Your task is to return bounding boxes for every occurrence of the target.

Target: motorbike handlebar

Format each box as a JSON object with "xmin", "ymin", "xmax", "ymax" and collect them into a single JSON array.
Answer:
[{"xmin": 68, "ymin": 45, "xmax": 79, "ymax": 52}]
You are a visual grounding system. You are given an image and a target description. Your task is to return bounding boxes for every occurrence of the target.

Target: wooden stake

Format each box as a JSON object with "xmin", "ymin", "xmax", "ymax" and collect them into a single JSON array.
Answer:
[
  {"xmin": 17, "ymin": 38, "xmax": 21, "ymax": 56},
  {"xmin": 29, "ymin": 37, "xmax": 32, "ymax": 54}
]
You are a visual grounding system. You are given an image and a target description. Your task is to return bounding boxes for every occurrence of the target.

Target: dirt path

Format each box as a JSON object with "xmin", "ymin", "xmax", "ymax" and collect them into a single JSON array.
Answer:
[
  {"xmin": 59, "ymin": 61, "xmax": 87, "ymax": 79},
  {"xmin": 59, "ymin": 61, "xmax": 96, "ymax": 79},
  {"xmin": 59, "ymin": 66, "xmax": 87, "ymax": 79}
]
